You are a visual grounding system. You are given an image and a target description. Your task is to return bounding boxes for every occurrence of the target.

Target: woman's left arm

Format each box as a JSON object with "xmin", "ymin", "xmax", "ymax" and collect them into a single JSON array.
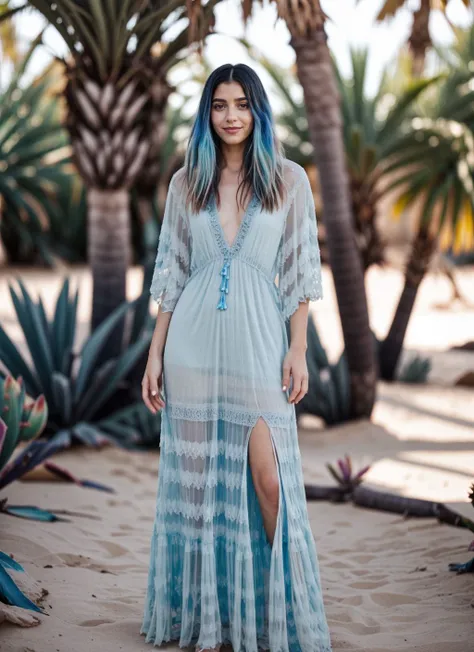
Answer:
[{"xmin": 282, "ymin": 300, "xmax": 310, "ymax": 404}]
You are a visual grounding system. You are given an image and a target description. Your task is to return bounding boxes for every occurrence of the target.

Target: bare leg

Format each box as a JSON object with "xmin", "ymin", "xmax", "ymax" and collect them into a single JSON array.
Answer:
[{"xmin": 248, "ymin": 417, "xmax": 280, "ymax": 546}]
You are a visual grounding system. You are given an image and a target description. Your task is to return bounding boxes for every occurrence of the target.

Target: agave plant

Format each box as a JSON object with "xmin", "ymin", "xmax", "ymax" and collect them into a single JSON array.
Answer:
[
  {"xmin": 0, "ymin": 375, "xmax": 48, "ymax": 478},
  {"xmin": 0, "ymin": 550, "xmax": 45, "ymax": 618},
  {"xmin": 0, "ymin": 30, "xmax": 72, "ymax": 264},
  {"xmin": 0, "ymin": 373, "xmax": 59, "ymax": 520},
  {"xmin": 397, "ymin": 354, "xmax": 432, "ymax": 383},
  {"xmin": 0, "ymin": 373, "xmax": 113, "ymax": 520},
  {"xmin": 0, "ymin": 275, "xmax": 156, "ymax": 449},
  {"xmin": 449, "ymin": 482, "xmax": 474, "ymax": 574},
  {"xmin": 290, "ymin": 314, "xmax": 351, "ymax": 426}
]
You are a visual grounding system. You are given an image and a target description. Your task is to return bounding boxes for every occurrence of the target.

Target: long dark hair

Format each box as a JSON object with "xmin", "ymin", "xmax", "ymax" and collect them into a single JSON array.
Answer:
[{"xmin": 184, "ymin": 63, "xmax": 287, "ymax": 215}]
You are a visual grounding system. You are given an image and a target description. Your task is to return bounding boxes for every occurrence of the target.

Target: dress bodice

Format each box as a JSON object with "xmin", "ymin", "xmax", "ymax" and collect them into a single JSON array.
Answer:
[{"xmin": 150, "ymin": 158, "xmax": 323, "ymax": 322}]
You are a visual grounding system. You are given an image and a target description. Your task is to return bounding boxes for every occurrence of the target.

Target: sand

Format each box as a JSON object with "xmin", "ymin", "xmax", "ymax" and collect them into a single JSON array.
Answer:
[{"xmin": 1, "ymin": 262, "xmax": 474, "ymax": 651}]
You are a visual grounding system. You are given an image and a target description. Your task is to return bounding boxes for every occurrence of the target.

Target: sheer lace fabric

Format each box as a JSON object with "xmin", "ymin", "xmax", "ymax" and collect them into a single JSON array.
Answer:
[{"xmin": 141, "ymin": 159, "xmax": 332, "ymax": 652}]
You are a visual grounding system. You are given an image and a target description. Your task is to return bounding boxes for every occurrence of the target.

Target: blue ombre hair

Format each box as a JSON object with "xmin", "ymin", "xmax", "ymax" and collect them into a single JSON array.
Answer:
[{"xmin": 184, "ymin": 63, "xmax": 287, "ymax": 215}]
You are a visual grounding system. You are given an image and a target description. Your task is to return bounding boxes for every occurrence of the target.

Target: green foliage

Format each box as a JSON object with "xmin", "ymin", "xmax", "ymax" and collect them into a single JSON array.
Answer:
[
  {"xmin": 379, "ymin": 28, "xmax": 474, "ymax": 255},
  {"xmin": 0, "ymin": 31, "xmax": 74, "ymax": 263},
  {"xmin": 0, "ymin": 275, "xmax": 158, "ymax": 449},
  {"xmin": 0, "ymin": 374, "xmax": 48, "ymax": 475},
  {"xmin": 333, "ymin": 47, "xmax": 440, "ymax": 184},
  {"xmin": 292, "ymin": 315, "xmax": 351, "ymax": 425},
  {"xmin": 27, "ymin": 0, "xmax": 197, "ymax": 82},
  {"xmin": 398, "ymin": 354, "xmax": 432, "ymax": 383}
]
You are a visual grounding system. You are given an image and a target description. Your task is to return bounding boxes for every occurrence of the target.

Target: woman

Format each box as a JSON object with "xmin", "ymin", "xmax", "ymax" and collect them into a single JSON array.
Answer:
[{"xmin": 140, "ymin": 63, "xmax": 332, "ymax": 652}]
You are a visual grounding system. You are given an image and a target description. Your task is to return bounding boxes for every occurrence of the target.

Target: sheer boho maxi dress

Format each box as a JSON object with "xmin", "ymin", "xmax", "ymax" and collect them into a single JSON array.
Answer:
[{"xmin": 140, "ymin": 158, "xmax": 333, "ymax": 652}]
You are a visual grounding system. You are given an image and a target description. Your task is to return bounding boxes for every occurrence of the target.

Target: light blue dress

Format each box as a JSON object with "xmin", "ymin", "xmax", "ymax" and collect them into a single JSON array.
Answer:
[{"xmin": 140, "ymin": 158, "xmax": 332, "ymax": 652}]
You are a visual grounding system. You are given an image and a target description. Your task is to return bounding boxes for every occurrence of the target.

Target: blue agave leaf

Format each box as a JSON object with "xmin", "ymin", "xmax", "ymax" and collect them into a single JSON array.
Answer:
[
  {"xmin": 52, "ymin": 278, "xmax": 77, "ymax": 375},
  {"xmin": 51, "ymin": 372, "xmax": 73, "ymax": 423},
  {"xmin": 0, "ymin": 551, "xmax": 24, "ymax": 573},
  {"xmin": 81, "ymin": 337, "xmax": 151, "ymax": 422},
  {"xmin": 0, "ymin": 436, "xmax": 68, "ymax": 489},
  {"xmin": 43, "ymin": 460, "xmax": 115, "ymax": 493},
  {"xmin": 80, "ymin": 479, "xmax": 115, "ymax": 492},
  {"xmin": 8, "ymin": 281, "xmax": 54, "ymax": 405},
  {"xmin": 74, "ymin": 300, "xmax": 131, "ymax": 402},
  {"xmin": 75, "ymin": 359, "xmax": 116, "ymax": 420},
  {"xmin": 37, "ymin": 295, "xmax": 52, "ymax": 353},
  {"xmin": 0, "ymin": 321, "xmax": 40, "ymax": 394},
  {"xmin": 4, "ymin": 505, "xmax": 63, "ymax": 521},
  {"xmin": 0, "ymin": 564, "xmax": 44, "ymax": 612}
]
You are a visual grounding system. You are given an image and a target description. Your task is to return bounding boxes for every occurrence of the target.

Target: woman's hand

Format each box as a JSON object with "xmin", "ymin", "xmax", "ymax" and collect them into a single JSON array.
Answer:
[
  {"xmin": 282, "ymin": 345, "xmax": 309, "ymax": 404},
  {"xmin": 142, "ymin": 353, "xmax": 166, "ymax": 414}
]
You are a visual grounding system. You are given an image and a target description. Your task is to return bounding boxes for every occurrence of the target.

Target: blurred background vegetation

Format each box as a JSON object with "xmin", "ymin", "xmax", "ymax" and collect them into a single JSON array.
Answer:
[{"xmin": 0, "ymin": 0, "xmax": 473, "ymax": 462}]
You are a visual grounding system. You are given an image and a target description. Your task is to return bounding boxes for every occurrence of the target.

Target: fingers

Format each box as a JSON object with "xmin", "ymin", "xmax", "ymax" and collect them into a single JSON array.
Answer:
[
  {"xmin": 149, "ymin": 376, "xmax": 165, "ymax": 411},
  {"xmin": 288, "ymin": 372, "xmax": 308, "ymax": 404},
  {"xmin": 142, "ymin": 374, "xmax": 165, "ymax": 414},
  {"xmin": 292, "ymin": 374, "xmax": 308, "ymax": 404},
  {"xmin": 282, "ymin": 362, "xmax": 291, "ymax": 393},
  {"xmin": 141, "ymin": 375, "xmax": 156, "ymax": 414}
]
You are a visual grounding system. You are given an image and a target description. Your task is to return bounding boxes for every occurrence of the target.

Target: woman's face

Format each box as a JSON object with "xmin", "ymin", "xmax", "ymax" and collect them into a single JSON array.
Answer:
[{"xmin": 210, "ymin": 81, "xmax": 253, "ymax": 146}]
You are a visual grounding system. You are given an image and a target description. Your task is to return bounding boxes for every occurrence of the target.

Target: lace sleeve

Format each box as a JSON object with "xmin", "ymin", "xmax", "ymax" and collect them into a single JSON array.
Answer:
[
  {"xmin": 150, "ymin": 174, "xmax": 191, "ymax": 312},
  {"xmin": 278, "ymin": 170, "xmax": 323, "ymax": 322}
]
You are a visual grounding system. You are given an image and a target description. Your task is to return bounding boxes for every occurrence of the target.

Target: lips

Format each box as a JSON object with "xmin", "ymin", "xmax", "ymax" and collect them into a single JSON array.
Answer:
[{"xmin": 224, "ymin": 127, "xmax": 241, "ymax": 133}]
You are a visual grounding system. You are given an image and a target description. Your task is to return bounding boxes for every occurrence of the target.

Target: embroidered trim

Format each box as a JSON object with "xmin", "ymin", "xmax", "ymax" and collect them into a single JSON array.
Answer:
[
  {"xmin": 207, "ymin": 193, "xmax": 260, "ymax": 258},
  {"xmin": 164, "ymin": 403, "xmax": 295, "ymax": 428}
]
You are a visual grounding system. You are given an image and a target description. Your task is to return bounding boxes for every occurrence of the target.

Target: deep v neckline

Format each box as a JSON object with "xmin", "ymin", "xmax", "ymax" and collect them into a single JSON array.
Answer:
[{"xmin": 208, "ymin": 192, "xmax": 259, "ymax": 258}]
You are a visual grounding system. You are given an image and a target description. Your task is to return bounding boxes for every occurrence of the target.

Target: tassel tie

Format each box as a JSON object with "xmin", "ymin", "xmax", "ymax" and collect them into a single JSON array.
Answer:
[{"xmin": 217, "ymin": 256, "xmax": 230, "ymax": 310}]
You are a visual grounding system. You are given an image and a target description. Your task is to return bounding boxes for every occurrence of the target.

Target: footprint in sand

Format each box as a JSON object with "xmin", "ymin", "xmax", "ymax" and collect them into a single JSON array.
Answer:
[
  {"xmin": 370, "ymin": 592, "xmax": 419, "ymax": 607},
  {"xmin": 349, "ymin": 554, "xmax": 376, "ymax": 563},
  {"xmin": 340, "ymin": 595, "xmax": 364, "ymax": 606},
  {"xmin": 95, "ymin": 540, "xmax": 128, "ymax": 558},
  {"xmin": 350, "ymin": 580, "xmax": 388, "ymax": 590}
]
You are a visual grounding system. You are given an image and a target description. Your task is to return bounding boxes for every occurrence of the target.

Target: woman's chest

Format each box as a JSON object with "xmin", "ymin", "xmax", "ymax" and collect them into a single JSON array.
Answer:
[{"xmin": 189, "ymin": 201, "xmax": 287, "ymax": 271}]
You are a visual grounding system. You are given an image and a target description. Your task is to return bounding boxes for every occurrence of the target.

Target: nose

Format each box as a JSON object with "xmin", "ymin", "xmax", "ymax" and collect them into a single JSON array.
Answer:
[{"xmin": 226, "ymin": 107, "xmax": 239, "ymax": 123}]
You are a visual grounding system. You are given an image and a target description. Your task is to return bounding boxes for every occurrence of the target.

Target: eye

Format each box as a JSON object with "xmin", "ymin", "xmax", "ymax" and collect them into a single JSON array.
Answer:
[
  {"xmin": 239, "ymin": 103, "xmax": 249, "ymax": 110},
  {"xmin": 213, "ymin": 103, "xmax": 224, "ymax": 110}
]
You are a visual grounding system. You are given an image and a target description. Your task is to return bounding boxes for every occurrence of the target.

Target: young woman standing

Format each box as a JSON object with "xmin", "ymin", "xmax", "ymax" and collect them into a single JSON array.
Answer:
[{"xmin": 140, "ymin": 63, "xmax": 332, "ymax": 652}]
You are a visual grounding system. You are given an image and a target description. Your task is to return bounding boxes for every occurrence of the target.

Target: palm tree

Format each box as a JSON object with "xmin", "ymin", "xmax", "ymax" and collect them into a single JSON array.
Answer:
[
  {"xmin": 0, "ymin": 31, "xmax": 72, "ymax": 264},
  {"xmin": 258, "ymin": 1, "xmax": 378, "ymax": 417},
  {"xmin": 333, "ymin": 47, "xmax": 439, "ymax": 272},
  {"xmin": 377, "ymin": 84, "xmax": 474, "ymax": 379},
  {"xmin": 26, "ymin": 0, "xmax": 218, "ymax": 358},
  {"xmin": 359, "ymin": 0, "xmax": 472, "ymax": 77}
]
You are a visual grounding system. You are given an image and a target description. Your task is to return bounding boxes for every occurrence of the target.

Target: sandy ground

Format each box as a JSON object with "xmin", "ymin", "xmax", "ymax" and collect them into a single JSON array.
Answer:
[{"xmin": 0, "ymin": 262, "xmax": 474, "ymax": 652}]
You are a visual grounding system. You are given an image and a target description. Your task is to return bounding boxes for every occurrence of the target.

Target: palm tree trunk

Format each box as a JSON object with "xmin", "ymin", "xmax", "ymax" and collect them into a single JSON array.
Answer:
[
  {"xmin": 379, "ymin": 225, "xmax": 437, "ymax": 380},
  {"xmin": 408, "ymin": 0, "xmax": 431, "ymax": 78},
  {"xmin": 290, "ymin": 27, "xmax": 378, "ymax": 417},
  {"xmin": 87, "ymin": 188, "xmax": 130, "ymax": 358}
]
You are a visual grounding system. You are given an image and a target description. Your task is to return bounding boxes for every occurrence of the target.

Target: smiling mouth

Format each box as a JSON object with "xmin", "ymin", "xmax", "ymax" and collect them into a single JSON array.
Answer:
[{"xmin": 224, "ymin": 127, "xmax": 241, "ymax": 132}]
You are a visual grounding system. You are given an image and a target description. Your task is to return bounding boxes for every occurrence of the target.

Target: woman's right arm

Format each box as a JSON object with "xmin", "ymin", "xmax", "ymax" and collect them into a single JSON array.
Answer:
[
  {"xmin": 142, "ymin": 170, "xmax": 192, "ymax": 414},
  {"xmin": 142, "ymin": 308, "xmax": 172, "ymax": 414}
]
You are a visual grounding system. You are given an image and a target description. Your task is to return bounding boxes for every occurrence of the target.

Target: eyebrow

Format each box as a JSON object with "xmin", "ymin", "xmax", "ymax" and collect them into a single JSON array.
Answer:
[{"xmin": 212, "ymin": 97, "xmax": 248, "ymax": 102}]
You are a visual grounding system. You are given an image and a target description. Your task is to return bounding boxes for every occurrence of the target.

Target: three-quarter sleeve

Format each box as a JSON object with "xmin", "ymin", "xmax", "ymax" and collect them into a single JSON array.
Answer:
[
  {"xmin": 150, "ymin": 174, "xmax": 191, "ymax": 312},
  {"xmin": 278, "ymin": 170, "xmax": 323, "ymax": 322}
]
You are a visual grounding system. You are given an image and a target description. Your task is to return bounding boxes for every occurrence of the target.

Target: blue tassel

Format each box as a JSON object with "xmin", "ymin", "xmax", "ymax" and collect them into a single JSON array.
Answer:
[
  {"xmin": 217, "ymin": 258, "xmax": 231, "ymax": 309},
  {"xmin": 217, "ymin": 292, "xmax": 227, "ymax": 310}
]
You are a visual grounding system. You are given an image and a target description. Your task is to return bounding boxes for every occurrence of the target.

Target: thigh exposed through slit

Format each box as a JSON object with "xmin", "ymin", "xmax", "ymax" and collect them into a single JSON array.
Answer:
[{"xmin": 247, "ymin": 416, "xmax": 281, "ymax": 545}]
